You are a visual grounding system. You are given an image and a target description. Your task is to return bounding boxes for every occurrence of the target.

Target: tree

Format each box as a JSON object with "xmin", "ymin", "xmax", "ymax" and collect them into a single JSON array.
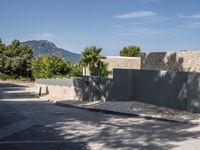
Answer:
[
  {"xmin": 96, "ymin": 61, "xmax": 110, "ymax": 77},
  {"xmin": 0, "ymin": 39, "xmax": 33, "ymax": 78},
  {"xmin": 120, "ymin": 45, "xmax": 141, "ymax": 57},
  {"xmin": 31, "ymin": 55, "xmax": 69, "ymax": 78},
  {"xmin": 81, "ymin": 46, "xmax": 109, "ymax": 76},
  {"xmin": 69, "ymin": 64, "xmax": 83, "ymax": 77}
]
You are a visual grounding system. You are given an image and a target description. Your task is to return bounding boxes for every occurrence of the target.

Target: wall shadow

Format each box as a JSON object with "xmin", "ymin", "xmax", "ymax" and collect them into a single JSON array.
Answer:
[{"xmin": 0, "ymin": 83, "xmax": 200, "ymax": 150}]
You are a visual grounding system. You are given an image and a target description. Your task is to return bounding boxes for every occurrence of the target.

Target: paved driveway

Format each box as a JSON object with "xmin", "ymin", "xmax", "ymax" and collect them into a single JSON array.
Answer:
[{"xmin": 0, "ymin": 82, "xmax": 200, "ymax": 150}]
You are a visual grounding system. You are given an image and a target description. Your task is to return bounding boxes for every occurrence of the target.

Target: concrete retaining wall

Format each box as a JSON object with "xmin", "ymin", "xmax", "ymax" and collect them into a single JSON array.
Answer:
[
  {"xmin": 35, "ymin": 69, "xmax": 200, "ymax": 113},
  {"xmin": 82, "ymin": 76, "xmax": 113, "ymax": 101},
  {"xmin": 113, "ymin": 69, "xmax": 200, "ymax": 113}
]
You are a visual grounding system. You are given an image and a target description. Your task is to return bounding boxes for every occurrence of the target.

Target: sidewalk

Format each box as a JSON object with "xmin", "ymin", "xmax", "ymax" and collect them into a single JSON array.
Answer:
[{"xmin": 55, "ymin": 100, "xmax": 200, "ymax": 125}]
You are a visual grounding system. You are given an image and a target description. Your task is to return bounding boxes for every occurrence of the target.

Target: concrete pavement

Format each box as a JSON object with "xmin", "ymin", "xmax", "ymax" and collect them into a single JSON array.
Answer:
[{"xmin": 0, "ymin": 82, "xmax": 200, "ymax": 150}]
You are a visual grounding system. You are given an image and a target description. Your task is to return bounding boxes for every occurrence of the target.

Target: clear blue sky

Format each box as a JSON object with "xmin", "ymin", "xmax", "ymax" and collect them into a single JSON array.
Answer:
[{"xmin": 1, "ymin": 0, "xmax": 200, "ymax": 55}]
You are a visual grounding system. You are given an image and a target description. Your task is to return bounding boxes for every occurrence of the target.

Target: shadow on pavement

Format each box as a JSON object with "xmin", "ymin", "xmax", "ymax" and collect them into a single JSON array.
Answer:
[
  {"xmin": 0, "ymin": 82, "xmax": 200, "ymax": 150},
  {"xmin": 0, "ymin": 125, "xmax": 90, "ymax": 150},
  {"xmin": 0, "ymin": 101, "xmax": 25, "ymax": 127}
]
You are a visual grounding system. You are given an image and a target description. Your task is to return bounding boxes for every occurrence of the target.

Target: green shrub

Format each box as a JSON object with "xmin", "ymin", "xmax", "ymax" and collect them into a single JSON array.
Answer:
[
  {"xmin": 0, "ymin": 72, "xmax": 9, "ymax": 80},
  {"xmin": 31, "ymin": 55, "xmax": 70, "ymax": 78}
]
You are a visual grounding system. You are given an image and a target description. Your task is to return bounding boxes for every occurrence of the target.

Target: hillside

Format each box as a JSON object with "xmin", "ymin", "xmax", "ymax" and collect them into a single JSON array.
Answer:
[{"xmin": 22, "ymin": 40, "xmax": 81, "ymax": 63}]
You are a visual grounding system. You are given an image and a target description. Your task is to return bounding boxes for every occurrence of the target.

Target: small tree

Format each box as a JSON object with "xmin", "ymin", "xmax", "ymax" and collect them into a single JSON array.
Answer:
[
  {"xmin": 81, "ymin": 46, "xmax": 109, "ymax": 76},
  {"xmin": 120, "ymin": 45, "xmax": 141, "ymax": 57}
]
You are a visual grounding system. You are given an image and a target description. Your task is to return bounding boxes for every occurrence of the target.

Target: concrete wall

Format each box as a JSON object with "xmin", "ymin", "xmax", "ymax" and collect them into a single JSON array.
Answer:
[
  {"xmin": 186, "ymin": 73, "xmax": 200, "ymax": 113},
  {"xmin": 81, "ymin": 76, "xmax": 113, "ymax": 101},
  {"xmin": 112, "ymin": 69, "xmax": 134, "ymax": 101},
  {"xmin": 141, "ymin": 51, "xmax": 200, "ymax": 72},
  {"xmin": 35, "ymin": 68, "xmax": 200, "ymax": 113},
  {"xmin": 113, "ymin": 69, "xmax": 200, "ymax": 113}
]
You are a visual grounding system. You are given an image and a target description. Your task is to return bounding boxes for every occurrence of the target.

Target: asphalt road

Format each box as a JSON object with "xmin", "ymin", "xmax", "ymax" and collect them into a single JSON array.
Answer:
[{"xmin": 0, "ymin": 82, "xmax": 200, "ymax": 150}]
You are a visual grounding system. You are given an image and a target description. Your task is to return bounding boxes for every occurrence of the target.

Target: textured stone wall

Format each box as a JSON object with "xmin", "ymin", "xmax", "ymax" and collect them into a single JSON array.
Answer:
[
  {"xmin": 141, "ymin": 51, "xmax": 200, "ymax": 72},
  {"xmin": 35, "ymin": 84, "xmax": 79, "ymax": 100},
  {"xmin": 102, "ymin": 56, "xmax": 141, "ymax": 77},
  {"xmin": 35, "ymin": 79, "xmax": 83, "ymax": 101}
]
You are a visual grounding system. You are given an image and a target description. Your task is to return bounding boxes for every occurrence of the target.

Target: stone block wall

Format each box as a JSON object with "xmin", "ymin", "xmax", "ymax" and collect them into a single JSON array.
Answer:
[
  {"xmin": 35, "ymin": 84, "xmax": 81, "ymax": 101},
  {"xmin": 35, "ymin": 78, "xmax": 83, "ymax": 101},
  {"xmin": 102, "ymin": 56, "xmax": 141, "ymax": 77},
  {"xmin": 141, "ymin": 51, "xmax": 200, "ymax": 72}
]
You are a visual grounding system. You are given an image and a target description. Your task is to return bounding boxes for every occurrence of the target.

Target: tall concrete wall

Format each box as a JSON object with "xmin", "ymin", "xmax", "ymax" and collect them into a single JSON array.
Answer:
[
  {"xmin": 141, "ymin": 51, "xmax": 200, "ymax": 72},
  {"xmin": 113, "ymin": 69, "xmax": 200, "ymax": 113},
  {"xmin": 112, "ymin": 69, "xmax": 134, "ymax": 101},
  {"xmin": 82, "ymin": 76, "xmax": 113, "ymax": 101}
]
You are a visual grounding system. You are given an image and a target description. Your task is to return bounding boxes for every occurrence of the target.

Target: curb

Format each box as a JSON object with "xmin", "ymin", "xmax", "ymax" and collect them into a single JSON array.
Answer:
[{"xmin": 55, "ymin": 102, "xmax": 198, "ymax": 125}]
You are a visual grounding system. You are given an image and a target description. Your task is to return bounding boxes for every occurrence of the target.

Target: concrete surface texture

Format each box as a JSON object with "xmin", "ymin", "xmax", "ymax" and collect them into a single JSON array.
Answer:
[{"xmin": 0, "ymin": 82, "xmax": 200, "ymax": 150}]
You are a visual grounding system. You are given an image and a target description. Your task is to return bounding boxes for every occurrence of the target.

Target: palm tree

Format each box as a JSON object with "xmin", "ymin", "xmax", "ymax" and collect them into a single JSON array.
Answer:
[{"xmin": 81, "ymin": 46, "xmax": 105, "ymax": 76}]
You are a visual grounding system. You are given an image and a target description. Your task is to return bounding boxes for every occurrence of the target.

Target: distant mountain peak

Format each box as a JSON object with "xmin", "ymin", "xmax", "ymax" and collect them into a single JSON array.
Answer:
[
  {"xmin": 22, "ymin": 40, "xmax": 80, "ymax": 63},
  {"xmin": 24, "ymin": 40, "xmax": 57, "ymax": 50},
  {"xmin": 37, "ymin": 40, "xmax": 57, "ymax": 49}
]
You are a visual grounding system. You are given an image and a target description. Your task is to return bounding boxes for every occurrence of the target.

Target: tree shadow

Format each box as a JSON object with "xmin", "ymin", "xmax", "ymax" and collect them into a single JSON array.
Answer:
[
  {"xmin": 0, "ymin": 101, "xmax": 25, "ymax": 127},
  {"xmin": 1, "ymin": 83, "xmax": 200, "ymax": 150},
  {"xmin": 46, "ymin": 107, "xmax": 200, "ymax": 150},
  {"xmin": 0, "ymin": 125, "xmax": 90, "ymax": 150}
]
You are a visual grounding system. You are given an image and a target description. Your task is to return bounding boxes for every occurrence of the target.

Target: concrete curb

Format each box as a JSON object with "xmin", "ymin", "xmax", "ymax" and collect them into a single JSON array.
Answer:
[{"xmin": 55, "ymin": 102, "xmax": 198, "ymax": 125}]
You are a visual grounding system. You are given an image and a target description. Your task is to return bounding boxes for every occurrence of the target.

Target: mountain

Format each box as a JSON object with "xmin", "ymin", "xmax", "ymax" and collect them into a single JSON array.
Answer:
[{"xmin": 22, "ymin": 40, "xmax": 81, "ymax": 63}]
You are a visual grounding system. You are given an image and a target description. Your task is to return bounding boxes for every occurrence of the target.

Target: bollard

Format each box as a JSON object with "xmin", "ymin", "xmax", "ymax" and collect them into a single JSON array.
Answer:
[
  {"xmin": 46, "ymin": 86, "xmax": 49, "ymax": 95},
  {"xmin": 39, "ymin": 87, "xmax": 42, "ymax": 96}
]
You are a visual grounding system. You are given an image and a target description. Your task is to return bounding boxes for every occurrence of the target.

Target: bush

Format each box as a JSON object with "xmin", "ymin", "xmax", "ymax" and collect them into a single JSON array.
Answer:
[
  {"xmin": 69, "ymin": 64, "xmax": 83, "ymax": 77},
  {"xmin": 0, "ymin": 72, "xmax": 9, "ymax": 80},
  {"xmin": 31, "ymin": 55, "xmax": 70, "ymax": 78}
]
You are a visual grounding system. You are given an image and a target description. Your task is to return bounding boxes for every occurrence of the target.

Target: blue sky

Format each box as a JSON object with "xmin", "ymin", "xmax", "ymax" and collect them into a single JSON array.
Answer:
[{"xmin": 1, "ymin": 0, "xmax": 200, "ymax": 55}]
